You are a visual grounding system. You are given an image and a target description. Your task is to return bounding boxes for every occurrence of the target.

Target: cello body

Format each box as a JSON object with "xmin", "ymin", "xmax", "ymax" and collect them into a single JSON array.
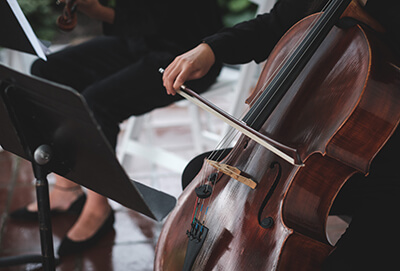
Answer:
[{"xmin": 154, "ymin": 12, "xmax": 400, "ymax": 271}]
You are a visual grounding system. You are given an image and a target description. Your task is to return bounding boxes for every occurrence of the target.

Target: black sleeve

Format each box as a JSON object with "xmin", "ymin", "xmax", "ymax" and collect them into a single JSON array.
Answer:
[{"xmin": 203, "ymin": 0, "xmax": 313, "ymax": 64}]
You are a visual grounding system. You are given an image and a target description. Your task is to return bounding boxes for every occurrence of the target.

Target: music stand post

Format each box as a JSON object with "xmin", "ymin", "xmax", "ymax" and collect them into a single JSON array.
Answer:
[
  {"xmin": 0, "ymin": 150, "xmax": 56, "ymax": 268},
  {"xmin": 0, "ymin": 145, "xmax": 57, "ymax": 269},
  {"xmin": 33, "ymin": 145, "xmax": 56, "ymax": 269},
  {"xmin": 0, "ymin": 64, "xmax": 176, "ymax": 270}
]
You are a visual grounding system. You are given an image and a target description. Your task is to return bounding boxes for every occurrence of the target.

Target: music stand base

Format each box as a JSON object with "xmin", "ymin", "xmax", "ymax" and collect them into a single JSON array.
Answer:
[
  {"xmin": 0, "ymin": 254, "xmax": 46, "ymax": 267},
  {"xmin": 0, "ymin": 145, "xmax": 57, "ymax": 270},
  {"xmin": 0, "ymin": 254, "xmax": 60, "ymax": 268}
]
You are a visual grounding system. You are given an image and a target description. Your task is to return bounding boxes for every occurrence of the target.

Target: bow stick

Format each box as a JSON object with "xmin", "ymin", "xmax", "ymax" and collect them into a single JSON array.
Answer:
[{"xmin": 159, "ymin": 68, "xmax": 303, "ymax": 166}]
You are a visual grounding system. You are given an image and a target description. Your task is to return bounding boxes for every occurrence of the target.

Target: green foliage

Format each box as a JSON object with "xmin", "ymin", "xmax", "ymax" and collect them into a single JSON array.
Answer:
[
  {"xmin": 107, "ymin": 0, "xmax": 116, "ymax": 8},
  {"xmin": 15, "ymin": 0, "xmax": 259, "ymax": 41},
  {"xmin": 218, "ymin": 0, "xmax": 257, "ymax": 27},
  {"xmin": 17, "ymin": 0, "xmax": 58, "ymax": 41}
]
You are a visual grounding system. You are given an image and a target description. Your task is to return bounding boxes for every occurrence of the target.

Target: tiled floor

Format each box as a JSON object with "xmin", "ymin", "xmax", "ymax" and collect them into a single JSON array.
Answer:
[
  {"xmin": 0, "ymin": 100, "xmax": 201, "ymax": 271},
  {"xmin": 0, "ymin": 79, "xmax": 349, "ymax": 271}
]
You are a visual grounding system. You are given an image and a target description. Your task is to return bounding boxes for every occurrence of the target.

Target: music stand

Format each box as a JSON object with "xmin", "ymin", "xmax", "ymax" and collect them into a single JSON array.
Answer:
[{"xmin": 0, "ymin": 63, "xmax": 177, "ymax": 270}]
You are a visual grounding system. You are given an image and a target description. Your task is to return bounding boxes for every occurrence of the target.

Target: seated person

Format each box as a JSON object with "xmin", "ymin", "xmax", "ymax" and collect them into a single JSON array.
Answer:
[{"xmin": 10, "ymin": 0, "xmax": 223, "ymax": 256}]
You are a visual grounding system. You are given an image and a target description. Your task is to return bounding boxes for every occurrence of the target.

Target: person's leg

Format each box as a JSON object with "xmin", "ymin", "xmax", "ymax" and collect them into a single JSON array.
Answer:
[
  {"xmin": 81, "ymin": 49, "xmax": 221, "ymax": 149},
  {"xmin": 324, "ymin": 126, "xmax": 400, "ymax": 270},
  {"xmin": 11, "ymin": 37, "xmax": 134, "ymax": 221},
  {"xmin": 10, "ymin": 174, "xmax": 86, "ymax": 220},
  {"xmin": 323, "ymin": 177, "xmax": 400, "ymax": 270},
  {"xmin": 31, "ymin": 36, "xmax": 135, "ymax": 92},
  {"xmin": 26, "ymin": 41, "xmax": 221, "ymax": 254},
  {"xmin": 12, "ymin": 36, "xmax": 135, "ymax": 219},
  {"xmin": 53, "ymin": 51, "xmax": 192, "ymax": 255},
  {"xmin": 57, "ymin": 189, "xmax": 114, "ymax": 256},
  {"xmin": 65, "ymin": 190, "xmax": 111, "ymax": 241},
  {"xmin": 26, "ymin": 175, "xmax": 84, "ymax": 212}
]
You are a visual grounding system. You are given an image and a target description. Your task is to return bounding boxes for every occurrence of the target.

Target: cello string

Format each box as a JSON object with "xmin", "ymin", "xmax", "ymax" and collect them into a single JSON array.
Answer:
[
  {"xmin": 195, "ymin": 0, "xmax": 343, "ymax": 253},
  {"xmin": 195, "ymin": 116, "xmax": 243, "ymax": 189},
  {"xmin": 243, "ymin": 0, "xmax": 333, "ymax": 108},
  {"xmin": 193, "ymin": 0, "xmax": 339, "ymax": 225},
  {"xmin": 243, "ymin": 0, "xmax": 342, "ymax": 130},
  {"xmin": 193, "ymin": 0, "xmax": 336, "ymax": 224},
  {"xmin": 193, "ymin": 0, "xmax": 333, "ymax": 194},
  {"xmin": 203, "ymin": 0, "xmax": 333, "ymax": 165},
  {"xmin": 200, "ymin": 9, "xmax": 325, "ymax": 164},
  {"xmin": 192, "ymin": 198, "xmax": 199, "ymax": 222}
]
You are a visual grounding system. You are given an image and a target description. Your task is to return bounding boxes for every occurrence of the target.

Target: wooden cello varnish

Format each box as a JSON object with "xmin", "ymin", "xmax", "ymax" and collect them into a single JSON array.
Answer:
[{"xmin": 154, "ymin": 1, "xmax": 400, "ymax": 270}]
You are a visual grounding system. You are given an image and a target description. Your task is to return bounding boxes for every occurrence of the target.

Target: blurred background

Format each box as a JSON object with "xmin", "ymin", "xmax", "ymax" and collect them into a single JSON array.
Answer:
[{"xmin": 16, "ymin": 0, "xmax": 258, "ymax": 45}]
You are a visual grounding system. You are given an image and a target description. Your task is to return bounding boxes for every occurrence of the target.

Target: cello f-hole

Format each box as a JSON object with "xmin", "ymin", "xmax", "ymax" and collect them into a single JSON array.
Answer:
[
  {"xmin": 243, "ymin": 138, "xmax": 249, "ymax": 149},
  {"xmin": 258, "ymin": 162, "xmax": 282, "ymax": 228}
]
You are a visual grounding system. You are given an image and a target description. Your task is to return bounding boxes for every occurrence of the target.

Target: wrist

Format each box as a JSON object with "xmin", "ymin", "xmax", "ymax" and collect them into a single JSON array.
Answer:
[{"xmin": 199, "ymin": 42, "xmax": 216, "ymax": 67}]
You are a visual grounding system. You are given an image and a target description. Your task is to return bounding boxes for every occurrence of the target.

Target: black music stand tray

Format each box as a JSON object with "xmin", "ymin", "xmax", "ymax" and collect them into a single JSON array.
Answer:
[{"xmin": 0, "ymin": 63, "xmax": 176, "ymax": 270}]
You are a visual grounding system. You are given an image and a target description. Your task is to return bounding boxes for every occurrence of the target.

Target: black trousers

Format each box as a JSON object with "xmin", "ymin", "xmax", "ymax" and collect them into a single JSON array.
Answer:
[
  {"xmin": 31, "ymin": 36, "xmax": 221, "ymax": 149},
  {"xmin": 323, "ymin": 126, "xmax": 400, "ymax": 270}
]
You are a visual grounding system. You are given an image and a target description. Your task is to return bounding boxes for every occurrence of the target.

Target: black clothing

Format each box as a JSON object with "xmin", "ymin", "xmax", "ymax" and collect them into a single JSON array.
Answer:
[
  {"xmin": 204, "ymin": 0, "xmax": 400, "ymax": 64},
  {"xmin": 31, "ymin": 0, "xmax": 223, "ymax": 149},
  {"xmin": 201, "ymin": 0, "xmax": 400, "ymax": 270},
  {"xmin": 204, "ymin": 0, "xmax": 312, "ymax": 64},
  {"xmin": 103, "ymin": 0, "xmax": 222, "ymax": 52}
]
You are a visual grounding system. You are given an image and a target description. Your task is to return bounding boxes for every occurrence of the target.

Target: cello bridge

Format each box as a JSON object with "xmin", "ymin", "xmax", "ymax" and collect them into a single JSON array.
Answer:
[{"xmin": 205, "ymin": 159, "xmax": 257, "ymax": 189}]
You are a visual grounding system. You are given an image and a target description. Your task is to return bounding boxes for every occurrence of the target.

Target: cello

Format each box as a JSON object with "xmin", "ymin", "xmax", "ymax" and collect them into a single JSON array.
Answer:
[{"xmin": 155, "ymin": 0, "xmax": 400, "ymax": 270}]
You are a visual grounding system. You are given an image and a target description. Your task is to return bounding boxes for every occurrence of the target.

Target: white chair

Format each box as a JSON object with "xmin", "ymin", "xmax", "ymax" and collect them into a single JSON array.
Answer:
[
  {"xmin": 117, "ymin": 0, "xmax": 276, "ymax": 174},
  {"xmin": 0, "ymin": 48, "xmax": 38, "ymax": 74}
]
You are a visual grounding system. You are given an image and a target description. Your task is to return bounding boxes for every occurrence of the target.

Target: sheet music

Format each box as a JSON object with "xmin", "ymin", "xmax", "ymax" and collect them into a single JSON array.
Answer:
[{"xmin": 5, "ymin": 0, "xmax": 48, "ymax": 60}]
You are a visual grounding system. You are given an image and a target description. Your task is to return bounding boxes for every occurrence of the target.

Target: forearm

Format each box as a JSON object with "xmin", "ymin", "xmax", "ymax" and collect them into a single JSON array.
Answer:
[{"xmin": 203, "ymin": 14, "xmax": 278, "ymax": 64}]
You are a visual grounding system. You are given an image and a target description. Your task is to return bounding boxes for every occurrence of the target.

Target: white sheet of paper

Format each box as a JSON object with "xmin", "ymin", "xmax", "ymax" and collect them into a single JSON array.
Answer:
[{"xmin": 6, "ymin": 0, "xmax": 48, "ymax": 60}]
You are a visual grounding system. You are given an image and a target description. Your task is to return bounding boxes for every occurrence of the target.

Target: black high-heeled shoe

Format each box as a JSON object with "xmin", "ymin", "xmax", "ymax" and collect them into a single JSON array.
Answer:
[
  {"xmin": 57, "ymin": 209, "xmax": 115, "ymax": 256},
  {"xmin": 9, "ymin": 193, "xmax": 87, "ymax": 221}
]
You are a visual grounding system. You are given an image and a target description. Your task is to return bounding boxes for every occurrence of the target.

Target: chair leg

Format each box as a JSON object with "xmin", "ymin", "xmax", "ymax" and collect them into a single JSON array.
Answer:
[
  {"xmin": 188, "ymin": 104, "xmax": 205, "ymax": 153},
  {"xmin": 117, "ymin": 113, "xmax": 188, "ymax": 174},
  {"xmin": 117, "ymin": 115, "xmax": 148, "ymax": 164}
]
